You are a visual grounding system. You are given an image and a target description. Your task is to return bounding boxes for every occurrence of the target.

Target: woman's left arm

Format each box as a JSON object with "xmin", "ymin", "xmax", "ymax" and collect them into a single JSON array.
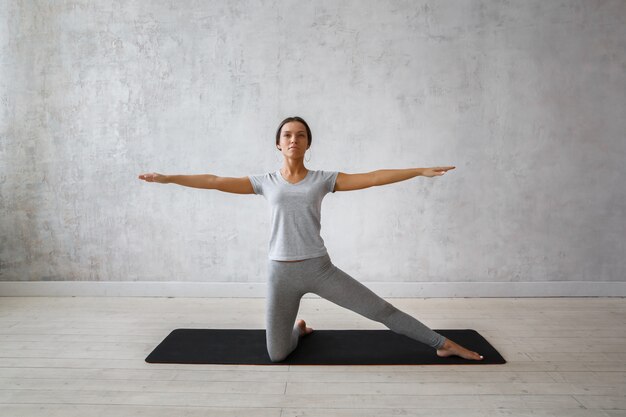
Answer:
[
  {"xmin": 373, "ymin": 166, "xmax": 455, "ymax": 186},
  {"xmin": 334, "ymin": 167, "xmax": 455, "ymax": 192}
]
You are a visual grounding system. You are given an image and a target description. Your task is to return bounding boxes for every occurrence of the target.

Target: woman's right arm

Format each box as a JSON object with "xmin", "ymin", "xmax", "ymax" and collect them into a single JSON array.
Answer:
[{"xmin": 138, "ymin": 173, "xmax": 255, "ymax": 194}]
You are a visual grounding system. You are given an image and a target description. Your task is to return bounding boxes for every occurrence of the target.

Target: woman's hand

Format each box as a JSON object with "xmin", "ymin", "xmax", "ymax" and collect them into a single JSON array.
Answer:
[
  {"xmin": 421, "ymin": 166, "xmax": 455, "ymax": 177},
  {"xmin": 138, "ymin": 172, "xmax": 168, "ymax": 183}
]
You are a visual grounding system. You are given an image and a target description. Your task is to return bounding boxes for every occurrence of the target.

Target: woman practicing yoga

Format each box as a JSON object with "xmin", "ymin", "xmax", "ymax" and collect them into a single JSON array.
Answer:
[{"xmin": 138, "ymin": 116, "xmax": 483, "ymax": 362}]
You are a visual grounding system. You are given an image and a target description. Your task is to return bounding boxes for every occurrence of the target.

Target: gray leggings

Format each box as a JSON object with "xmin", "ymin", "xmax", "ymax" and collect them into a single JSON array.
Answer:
[{"xmin": 265, "ymin": 253, "xmax": 447, "ymax": 362}]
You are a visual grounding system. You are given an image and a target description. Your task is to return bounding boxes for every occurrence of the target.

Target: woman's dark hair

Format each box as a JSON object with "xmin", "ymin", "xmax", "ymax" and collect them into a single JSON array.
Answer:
[{"xmin": 275, "ymin": 116, "xmax": 312, "ymax": 149}]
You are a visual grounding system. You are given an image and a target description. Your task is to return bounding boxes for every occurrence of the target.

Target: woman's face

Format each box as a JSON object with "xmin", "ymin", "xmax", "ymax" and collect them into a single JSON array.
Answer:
[{"xmin": 277, "ymin": 121, "xmax": 309, "ymax": 159}]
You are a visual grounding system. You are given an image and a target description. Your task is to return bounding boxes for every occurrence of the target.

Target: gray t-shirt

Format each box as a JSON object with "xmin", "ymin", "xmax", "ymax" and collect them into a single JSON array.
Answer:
[{"xmin": 248, "ymin": 169, "xmax": 339, "ymax": 261}]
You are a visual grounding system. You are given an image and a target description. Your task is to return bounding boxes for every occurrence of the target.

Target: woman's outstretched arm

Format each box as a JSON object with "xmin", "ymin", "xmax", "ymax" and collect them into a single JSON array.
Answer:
[
  {"xmin": 138, "ymin": 173, "xmax": 255, "ymax": 194},
  {"xmin": 373, "ymin": 166, "xmax": 455, "ymax": 185},
  {"xmin": 335, "ymin": 167, "xmax": 455, "ymax": 192}
]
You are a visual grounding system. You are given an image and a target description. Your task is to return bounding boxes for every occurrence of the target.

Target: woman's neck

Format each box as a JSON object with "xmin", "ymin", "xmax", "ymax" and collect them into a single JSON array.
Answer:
[{"xmin": 280, "ymin": 162, "xmax": 308, "ymax": 176}]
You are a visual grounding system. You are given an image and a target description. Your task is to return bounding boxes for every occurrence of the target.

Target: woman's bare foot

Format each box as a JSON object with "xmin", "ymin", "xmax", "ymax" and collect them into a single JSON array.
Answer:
[
  {"xmin": 296, "ymin": 319, "xmax": 314, "ymax": 337},
  {"xmin": 436, "ymin": 338, "xmax": 483, "ymax": 360}
]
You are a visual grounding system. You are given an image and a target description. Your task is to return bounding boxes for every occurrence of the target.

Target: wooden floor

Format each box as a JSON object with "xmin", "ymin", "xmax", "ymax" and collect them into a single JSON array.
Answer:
[{"xmin": 0, "ymin": 296, "xmax": 624, "ymax": 417}]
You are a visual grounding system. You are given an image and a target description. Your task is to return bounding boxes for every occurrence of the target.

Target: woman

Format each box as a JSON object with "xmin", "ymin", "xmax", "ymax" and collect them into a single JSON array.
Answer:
[{"xmin": 139, "ymin": 116, "xmax": 483, "ymax": 362}]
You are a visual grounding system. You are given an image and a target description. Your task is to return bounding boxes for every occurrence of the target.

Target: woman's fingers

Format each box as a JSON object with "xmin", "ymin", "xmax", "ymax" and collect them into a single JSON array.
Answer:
[
  {"xmin": 424, "ymin": 166, "xmax": 455, "ymax": 177},
  {"xmin": 138, "ymin": 173, "xmax": 159, "ymax": 182}
]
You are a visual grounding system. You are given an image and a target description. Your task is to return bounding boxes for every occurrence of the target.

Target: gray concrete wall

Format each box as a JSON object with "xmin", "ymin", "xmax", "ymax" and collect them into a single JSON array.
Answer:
[{"xmin": 1, "ymin": 1, "xmax": 624, "ymax": 292}]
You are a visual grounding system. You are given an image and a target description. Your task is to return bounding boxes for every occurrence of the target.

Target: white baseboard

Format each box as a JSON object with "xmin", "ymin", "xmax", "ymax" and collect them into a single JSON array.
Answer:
[{"xmin": 0, "ymin": 281, "xmax": 624, "ymax": 297}]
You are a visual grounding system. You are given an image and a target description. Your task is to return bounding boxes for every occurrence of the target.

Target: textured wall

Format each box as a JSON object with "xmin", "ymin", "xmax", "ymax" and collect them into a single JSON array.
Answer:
[{"xmin": 1, "ymin": 1, "xmax": 624, "ymax": 288}]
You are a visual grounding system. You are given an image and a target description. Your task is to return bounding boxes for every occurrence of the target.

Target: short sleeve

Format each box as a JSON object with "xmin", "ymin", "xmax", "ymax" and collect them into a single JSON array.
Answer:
[
  {"xmin": 248, "ymin": 174, "xmax": 265, "ymax": 196},
  {"xmin": 324, "ymin": 171, "xmax": 339, "ymax": 194}
]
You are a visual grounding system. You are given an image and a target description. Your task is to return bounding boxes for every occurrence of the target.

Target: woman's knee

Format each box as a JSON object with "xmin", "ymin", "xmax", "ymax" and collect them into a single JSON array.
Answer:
[
  {"xmin": 266, "ymin": 330, "xmax": 294, "ymax": 363},
  {"xmin": 269, "ymin": 352, "xmax": 288, "ymax": 363},
  {"xmin": 267, "ymin": 344, "xmax": 289, "ymax": 363}
]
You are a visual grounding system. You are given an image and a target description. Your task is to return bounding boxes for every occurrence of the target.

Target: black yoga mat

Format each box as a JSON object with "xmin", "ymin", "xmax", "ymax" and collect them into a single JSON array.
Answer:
[{"xmin": 145, "ymin": 329, "xmax": 506, "ymax": 365}]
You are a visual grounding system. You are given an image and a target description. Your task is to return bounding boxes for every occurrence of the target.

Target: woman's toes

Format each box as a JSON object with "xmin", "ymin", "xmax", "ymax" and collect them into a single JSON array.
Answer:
[{"xmin": 296, "ymin": 319, "xmax": 313, "ymax": 336}]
